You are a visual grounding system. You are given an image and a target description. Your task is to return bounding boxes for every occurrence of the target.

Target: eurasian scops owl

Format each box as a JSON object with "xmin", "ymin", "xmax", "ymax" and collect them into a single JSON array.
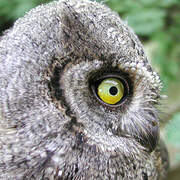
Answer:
[{"xmin": 0, "ymin": 0, "xmax": 169, "ymax": 179}]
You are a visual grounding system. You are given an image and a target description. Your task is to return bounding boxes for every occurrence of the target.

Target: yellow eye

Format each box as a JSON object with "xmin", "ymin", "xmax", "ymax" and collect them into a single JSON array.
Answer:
[{"xmin": 97, "ymin": 78, "xmax": 124, "ymax": 104}]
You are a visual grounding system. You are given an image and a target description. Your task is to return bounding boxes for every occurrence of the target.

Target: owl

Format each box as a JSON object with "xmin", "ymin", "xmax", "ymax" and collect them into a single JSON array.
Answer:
[{"xmin": 0, "ymin": 0, "xmax": 169, "ymax": 179}]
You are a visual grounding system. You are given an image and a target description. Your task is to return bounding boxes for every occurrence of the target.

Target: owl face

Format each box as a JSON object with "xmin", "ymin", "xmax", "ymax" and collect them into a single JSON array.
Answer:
[
  {"xmin": 0, "ymin": 0, "xmax": 164, "ymax": 179},
  {"xmin": 56, "ymin": 0, "xmax": 161, "ymax": 153}
]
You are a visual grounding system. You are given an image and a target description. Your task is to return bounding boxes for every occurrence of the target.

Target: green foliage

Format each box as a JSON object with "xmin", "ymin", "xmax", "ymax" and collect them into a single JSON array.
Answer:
[
  {"xmin": 166, "ymin": 113, "xmax": 180, "ymax": 146},
  {"xmin": 0, "ymin": 0, "xmax": 51, "ymax": 19},
  {"xmin": 0, "ymin": 0, "xmax": 52, "ymax": 32},
  {"xmin": 165, "ymin": 113, "xmax": 180, "ymax": 165},
  {"xmin": 125, "ymin": 9, "xmax": 166, "ymax": 36}
]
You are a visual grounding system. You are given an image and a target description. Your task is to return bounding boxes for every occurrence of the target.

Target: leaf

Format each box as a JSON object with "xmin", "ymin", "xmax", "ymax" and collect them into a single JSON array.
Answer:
[
  {"xmin": 165, "ymin": 113, "xmax": 180, "ymax": 147},
  {"xmin": 124, "ymin": 9, "xmax": 166, "ymax": 35},
  {"xmin": 106, "ymin": 0, "xmax": 141, "ymax": 13}
]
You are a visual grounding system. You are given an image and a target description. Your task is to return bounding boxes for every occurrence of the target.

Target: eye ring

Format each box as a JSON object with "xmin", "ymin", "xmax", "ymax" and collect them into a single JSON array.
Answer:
[{"xmin": 90, "ymin": 73, "xmax": 130, "ymax": 107}]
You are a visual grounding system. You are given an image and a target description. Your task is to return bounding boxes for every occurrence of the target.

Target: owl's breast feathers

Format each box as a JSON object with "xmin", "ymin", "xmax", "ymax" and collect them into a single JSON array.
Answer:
[{"xmin": 0, "ymin": 0, "xmax": 168, "ymax": 179}]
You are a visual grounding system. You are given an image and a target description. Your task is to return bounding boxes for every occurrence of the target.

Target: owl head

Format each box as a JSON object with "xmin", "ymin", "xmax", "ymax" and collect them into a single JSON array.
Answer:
[{"xmin": 0, "ymin": 0, "xmax": 164, "ymax": 179}]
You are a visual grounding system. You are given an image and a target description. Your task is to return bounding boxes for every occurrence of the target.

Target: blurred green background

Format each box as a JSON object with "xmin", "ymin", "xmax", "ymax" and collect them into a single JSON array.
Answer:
[{"xmin": 0, "ymin": 0, "xmax": 180, "ymax": 179}]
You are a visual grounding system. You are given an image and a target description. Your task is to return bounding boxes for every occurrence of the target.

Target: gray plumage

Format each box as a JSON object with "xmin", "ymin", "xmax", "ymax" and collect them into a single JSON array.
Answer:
[{"xmin": 0, "ymin": 0, "xmax": 169, "ymax": 179}]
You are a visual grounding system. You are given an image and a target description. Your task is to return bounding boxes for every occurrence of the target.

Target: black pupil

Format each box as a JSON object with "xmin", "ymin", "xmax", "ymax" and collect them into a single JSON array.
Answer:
[{"xmin": 109, "ymin": 86, "xmax": 118, "ymax": 96}]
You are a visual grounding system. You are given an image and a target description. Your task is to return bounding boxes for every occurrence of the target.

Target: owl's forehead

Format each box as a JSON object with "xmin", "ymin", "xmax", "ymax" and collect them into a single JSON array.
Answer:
[{"xmin": 60, "ymin": 0, "xmax": 143, "ymax": 59}]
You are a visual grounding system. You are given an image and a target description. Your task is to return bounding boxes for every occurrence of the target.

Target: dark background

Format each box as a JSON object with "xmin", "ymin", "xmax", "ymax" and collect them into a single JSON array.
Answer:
[{"xmin": 0, "ymin": 0, "xmax": 180, "ymax": 179}]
